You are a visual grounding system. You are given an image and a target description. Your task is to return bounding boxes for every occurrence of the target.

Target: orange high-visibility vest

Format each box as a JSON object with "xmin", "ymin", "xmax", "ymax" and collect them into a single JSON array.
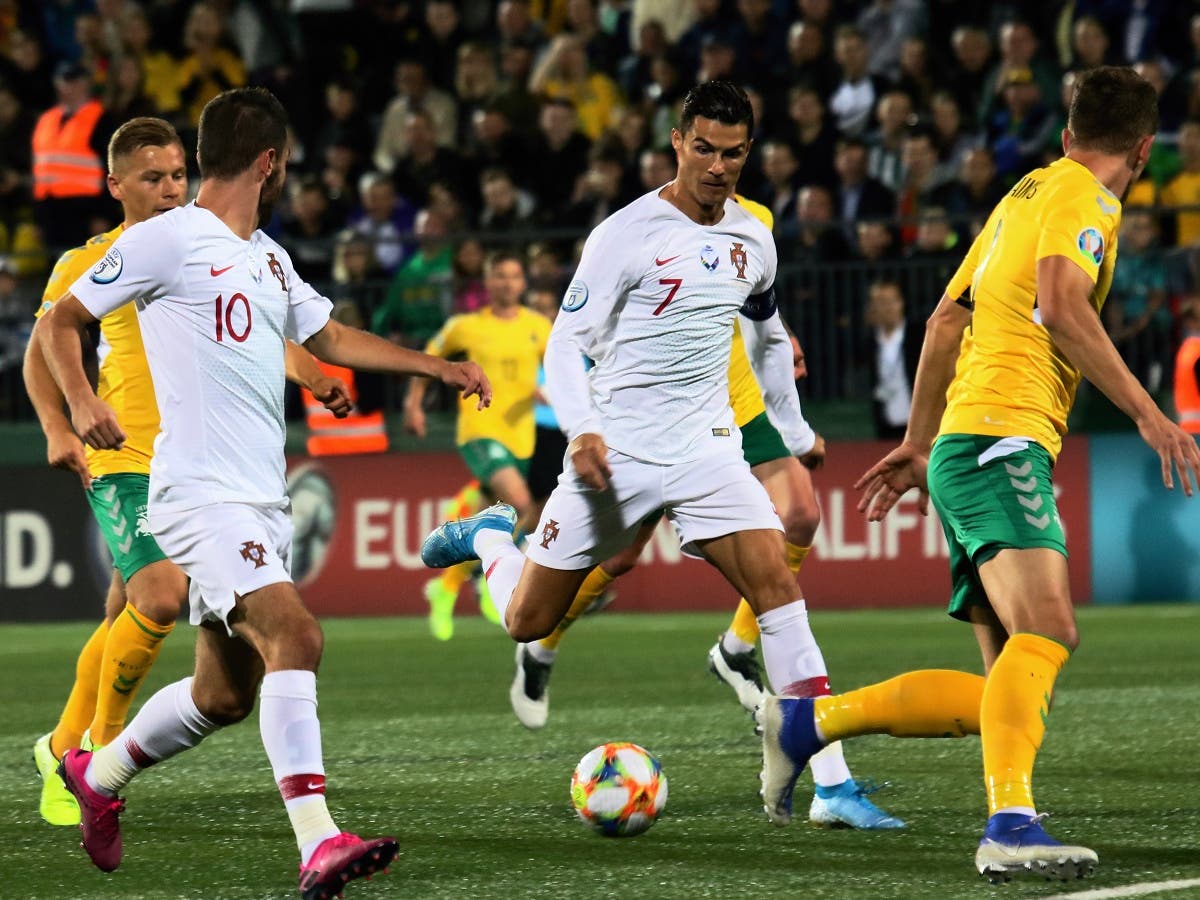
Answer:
[
  {"xmin": 1175, "ymin": 333, "xmax": 1200, "ymax": 435},
  {"xmin": 31, "ymin": 101, "xmax": 105, "ymax": 200},
  {"xmin": 303, "ymin": 362, "xmax": 389, "ymax": 456}
]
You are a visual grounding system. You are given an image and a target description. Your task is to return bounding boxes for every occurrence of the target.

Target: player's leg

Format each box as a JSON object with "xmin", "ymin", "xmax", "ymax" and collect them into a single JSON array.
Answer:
[
  {"xmin": 34, "ymin": 570, "xmax": 125, "ymax": 826},
  {"xmin": 487, "ymin": 463, "xmax": 536, "ymax": 533},
  {"xmin": 424, "ymin": 480, "xmax": 484, "ymax": 640}
]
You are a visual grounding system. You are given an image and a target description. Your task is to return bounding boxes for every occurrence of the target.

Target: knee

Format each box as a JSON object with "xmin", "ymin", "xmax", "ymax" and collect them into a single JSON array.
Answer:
[
  {"xmin": 505, "ymin": 605, "xmax": 554, "ymax": 643},
  {"xmin": 1058, "ymin": 623, "xmax": 1080, "ymax": 653},
  {"xmin": 194, "ymin": 683, "xmax": 255, "ymax": 726},
  {"xmin": 745, "ymin": 566, "xmax": 800, "ymax": 613},
  {"xmin": 781, "ymin": 500, "xmax": 820, "ymax": 547},
  {"xmin": 285, "ymin": 617, "xmax": 325, "ymax": 669},
  {"xmin": 126, "ymin": 567, "xmax": 187, "ymax": 627}
]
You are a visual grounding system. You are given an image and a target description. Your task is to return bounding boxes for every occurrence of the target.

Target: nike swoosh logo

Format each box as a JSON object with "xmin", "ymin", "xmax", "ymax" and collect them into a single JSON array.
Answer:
[
  {"xmin": 210, "ymin": 264, "xmax": 234, "ymax": 277},
  {"xmin": 306, "ymin": 781, "xmax": 324, "ymax": 791},
  {"xmin": 655, "ymin": 255, "xmax": 679, "ymax": 266}
]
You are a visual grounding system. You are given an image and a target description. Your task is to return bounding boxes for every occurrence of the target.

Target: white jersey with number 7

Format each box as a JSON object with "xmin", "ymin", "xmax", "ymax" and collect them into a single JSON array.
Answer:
[{"xmin": 69, "ymin": 202, "xmax": 333, "ymax": 514}]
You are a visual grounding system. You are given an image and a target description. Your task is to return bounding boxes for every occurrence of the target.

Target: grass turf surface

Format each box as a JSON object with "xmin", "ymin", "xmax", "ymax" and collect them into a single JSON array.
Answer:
[{"xmin": 2, "ymin": 605, "xmax": 1199, "ymax": 900}]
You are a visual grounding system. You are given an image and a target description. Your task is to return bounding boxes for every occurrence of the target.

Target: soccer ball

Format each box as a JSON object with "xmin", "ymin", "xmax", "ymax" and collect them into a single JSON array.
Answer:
[{"xmin": 570, "ymin": 742, "xmax": 668, "ymax": 837}]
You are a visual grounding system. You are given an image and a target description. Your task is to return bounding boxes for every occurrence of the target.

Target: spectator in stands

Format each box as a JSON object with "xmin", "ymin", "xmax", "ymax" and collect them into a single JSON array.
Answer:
[
  {"xmin": 467, "ymin": 103, "xmax": 530, "ymax": 190},
  {"xmin": 103, "ymin": 55, "xmax": 155, "ymax": 121},
  {"xmin": 310, "ymin": 78, "xmax": 373, "ymax": 184},
  {"xmin": 1133, "ymin": 58, "xmax": 1187, "ymax": 137},
  {"xmin": 1105, "ymin": 209, "xmax": 1172, "ymax": 393},
  {"xmin": 497, "ymin": 0, "xmax": 547, "ymax": 56},
  {"xmin": 320, "ymin": 139, "xmax": 364, "ymax": 224},
  {"xmin": 562, "ymin": 137, "xmax": 631, "ymax": 229},
  {"xmin": 31, "ymin": 61, "xmax": 115, "ymax": 249},
  {"xmin": 1161, "ymin": 119, "xmax": 1200, "ymax": 246},
  {"xmin": 118, "ymin": 6, "xmax": 181, "ymax": 116},
  {"xmin": 0, "ymin": 29, "xmax": 55, "ymax": 112},
  {"xmin": 391, "ymin": 109, "xmax": 469, "ymax": 210},
  {"xmin": 0, "ymin": 81, "xmax": 34, "ymax": 230},
  {"xmin": 280, "ymin": 176, "xmax": 339, "ymax": 284},
  {"xmin": 947, "ymin": 25, "xmax": 992, "ymax": 125},
  {"xmin": 729, "ymin": 0, "xmax": 788, "ymax": 85},
  {"xmin": 1174, "ymin": 300, "xmax": 1200, "ymax": 435},
  {"xmin": 0, "ymin": 255, "xmax": 34, "ymax": 381},
  {"xmin": 857, "ymin": 0, "xmax": 925, "ymax": 78},
  {"xmin": 526, "ymin": 241, "xmax": 565, "ymax": 291},
  {"xmin": 863, "ymin": 279, "xmax": 919, "ymax": 440},
  {"xmin": 562, "ymin": 0, "xmax": 620, "ymax": 76},
  {"xmin": 829, "ymin": 24, "xmax": 890, "ymax": 137},
  {"xmin": 785, "ymin": 84, "xmax": 838, "ymax": 190},
  {"xmin": 493, "ymin": 39, "xmax": 541, "ymax": 136},
  {"xmin": 676, "ymin": 0, "xmax": 732, "ymax": 76},
  {"xmin": 477, "ymin": 167, "xmax": 537, "ymax": 236},
  {"xmin": 833, "ymin": 137, "xmax": 896, "ymax": 244},
  {"xmin": 696, "ymin": 32, "xmax": 739, "ymax": 87},
  {"xmin": 980, "ymin": 21, "xmax": 1061, "ymax": 127},
  {"xmin": 638, "ymin": 146, "xmax": 674, "ymax": 192},
  {"xmin": 1070, "ymin": 16, "xmax": 1111, "ymax": 70},
  {"xmin": 455, "ymin": 42, "xmax": 500, "ymax": 144},
  {"xmin": 373, "ymin": 206, "xmax": 455, "ymax": 349},
  {"xmin": 780, "ymin": 21, "xmax": 838, "ymax": 105},
  {"xmin": 349, "ymin": 172, "xmax": 416, "ymax": 275},
  {"xmin": 619, "ymin": 19, "xmax": 667, "ymax": 102},
  {"xmin": 941, "ymin": 145, "xmax": 1005, "ymax": 237},
  {"xmin": 424, "ymin": 0, "xmax": 465, "ymax": 91},
  {"xmin": 530, "ymin": 33, "xmax": 622, "ymax": 141},
  {"xmin": 374, "ymin": 58, "xmax": 458, "ymax": 175},
  {"xmin": 175, "ymin": 2, "xmax": 246, "ymax": 128},
  {"xmin": 854, "ymin": 219, "xmax": 898, "ymax": 264},
  {"xmin": 450, "ymin": 237, "xmax": 488, "ymax": 314},
  {"xmin": 645, "ymin": 49, "xmax": 688, "ymax": 145},
  {"xmin": 329, "ymin": 230, "xmax": 381, "ymax": 322},
  {"xmin": 528, "ymin": 97, "xmax": 592, "ymax": 224},
  {"xmin": 986, "ymin": 67, "xmax": 1055, "ymax": 182},
  {"xmin": 894, "ymin": 36, "xmax": 937, "ymax": 112},
  {"xmin": 867, "ymin": 90, "xmax": 914, "ymax": 191},
  {"xmin": 895, "ymin": 127, "xmax": 952, "ymax": 245},
  {"xmin": 73, "ymin": 13, "xmax": 112, "ymax": 87},
  {"xmin": 903, "ymin": 206, "xmax": 960, "ymax": 306},
  {"xmin": 787, "ymin": 183, "xmax": 851, "ymax": 263},
  {"xmin": 758, "ymin": 140, "xmax": 800, "ymax": 235},
  {"xmin": 427, "ymin": 180, "xmax": 468, "ymax": 232},
  {"xmin": 929, "ymin": 90, "xmax": 979, "ymax": 183}
]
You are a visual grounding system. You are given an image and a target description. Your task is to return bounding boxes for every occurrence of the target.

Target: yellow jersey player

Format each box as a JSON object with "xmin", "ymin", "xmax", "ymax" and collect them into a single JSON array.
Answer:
[
  {"xmin": 404, "ymin": 250, "xmax": 552, "ymax": 640},
  {"xmin": 25, "ymin": 117, "xmax": 349, "ymax": 827},
  {"xmin": 500, "ymin": 193, "xmax": 901, "ymax": 827},
  {"xmin": 760, "ymin": 67, "xmax": 1200, "ymax": 881}
]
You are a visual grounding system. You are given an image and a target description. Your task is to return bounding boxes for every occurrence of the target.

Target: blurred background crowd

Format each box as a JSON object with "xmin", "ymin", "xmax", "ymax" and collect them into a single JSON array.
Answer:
[{"xmin": 2, "ymin": 0, "xmax": 1200, "ymax": 435}]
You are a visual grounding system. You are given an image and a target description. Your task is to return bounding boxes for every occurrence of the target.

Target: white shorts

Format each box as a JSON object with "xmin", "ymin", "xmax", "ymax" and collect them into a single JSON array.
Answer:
[
  {"xmin": 525, "ymin": 445, "xmax": 781, "ymax": 571},
  {"xmin": 150, "ymin": 501, "xmax": 294, "ymax": 633}
]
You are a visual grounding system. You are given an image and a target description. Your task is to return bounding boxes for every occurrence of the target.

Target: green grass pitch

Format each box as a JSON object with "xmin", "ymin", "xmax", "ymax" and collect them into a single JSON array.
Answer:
[{"xmin": 2, "ymin": 605, "xmax": 1199, "ymax": 899}]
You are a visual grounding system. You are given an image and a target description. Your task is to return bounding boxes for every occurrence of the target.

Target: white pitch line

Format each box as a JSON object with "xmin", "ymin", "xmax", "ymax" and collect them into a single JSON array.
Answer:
[{"xmin": 1044, "ymin": 877, "xmax": 1200, "ymax": 899}]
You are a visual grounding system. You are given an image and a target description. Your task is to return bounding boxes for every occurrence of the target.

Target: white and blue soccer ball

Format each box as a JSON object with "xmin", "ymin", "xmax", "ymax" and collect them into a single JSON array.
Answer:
[{"xmin": 570, "ymin": 742, "xmax": 667, "ymax": 837}]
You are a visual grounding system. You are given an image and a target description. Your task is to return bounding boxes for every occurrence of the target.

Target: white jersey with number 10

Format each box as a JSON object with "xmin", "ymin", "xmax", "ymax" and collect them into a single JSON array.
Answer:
[{"xmin": 69, "ymin": 202, "xmax": 333, "ymax": 514}]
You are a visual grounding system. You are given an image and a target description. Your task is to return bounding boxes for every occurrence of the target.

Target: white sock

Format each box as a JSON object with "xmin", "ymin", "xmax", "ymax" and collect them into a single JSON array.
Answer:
[
  {"xmin": 721, "ymin": 630, "xmax": 755, "ymax": 655},
  {"xmin": 756, "ymin": 599, "xmax": 852, "ymax": 788},
  {"xmin": 259, "ymin": 670, "xmax": 339, "ymax": 864},
  {"xmin": 86, "ymin": 677, "xmax": 218, "ymax": 795},
  {"xmin": 527, "ymin": 641, "xmax": 557, "ymax": 664},
  {"xmin": 474, "ymin": 532, "xmax": 524, "ymax": 633}
]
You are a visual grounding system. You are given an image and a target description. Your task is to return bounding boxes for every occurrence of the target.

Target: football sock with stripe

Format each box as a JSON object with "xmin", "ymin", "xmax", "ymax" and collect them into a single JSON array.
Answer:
[
  {"xmin": 538, "ymin": 565, "xmax": 615, "ymax": 652},
  {"xmin": 474, "ymin": 530, "xmax": 523, "ymax": 632},
  {"xmin": 722, "ymin": 543, "xmax": 810, "ymax": 654},
  {"xmin": 981, "ymin": 632, "xmax": 1069, "ymax": 816},
  {"xmin": 50, "ymin": 619, "xmax": 109, "ymax": 758},
  {"xmin": 86, "ymin": 676, "xmax": 218, "ymax": 795},
  {"xmin": 813, "ymin": 670, "xmax": 984, "ymax": 742},
  {"xmin": 91, "ymin": 604, "xmax": 174, "ymax": 745},
  {"xmin": 756, "ymin": 598, "xmax": 852, "ymax": 787},
  {"xmin": 260, "ymin": 670, "xmax": 339, "ymax": 864}
]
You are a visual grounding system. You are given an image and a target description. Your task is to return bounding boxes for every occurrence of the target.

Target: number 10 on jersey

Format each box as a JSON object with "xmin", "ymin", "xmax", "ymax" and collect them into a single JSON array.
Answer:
[{"xmin": 215, "ymin": 293, "xmax": 252, "ymax": 342}]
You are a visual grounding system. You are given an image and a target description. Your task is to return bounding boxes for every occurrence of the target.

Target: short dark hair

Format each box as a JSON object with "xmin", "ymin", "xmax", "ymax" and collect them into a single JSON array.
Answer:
[
  {"xmin": 679, "ymin": 80, "xmax": 753, "ymax": 137},
  {"xmin": 485, "ymin": 249, "xmax": 524, "ymax": 273},
  {"xmin": 1068, "ymin": 66, "xmax": 1158, "ymax": 154},
  {"xmin": 197, "ymin": 87, "xmax": 289, "ymax": 179},
  {"xmin": 108, "ymin": 117, "xmax": 182, "ymax": 172}
]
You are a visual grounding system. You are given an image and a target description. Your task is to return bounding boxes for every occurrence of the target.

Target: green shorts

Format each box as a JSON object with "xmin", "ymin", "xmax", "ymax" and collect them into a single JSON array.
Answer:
[
  {"xmin": 86, "ymin": 473, "xmax": 168, "ymax": 581},
  {"xmin": 459, "ymin": 438, "xmax": 530, "ymax": 484},
  {"xmin": 928, "ymin": 434, "xmax": 1068, "ymax": 622},
  {"xmin": 740, "ymin": 412, "xmax": 790, "ymax": 468}
]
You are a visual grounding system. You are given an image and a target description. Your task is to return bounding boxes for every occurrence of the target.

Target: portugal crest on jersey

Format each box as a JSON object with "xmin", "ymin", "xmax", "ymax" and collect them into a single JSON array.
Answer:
[{"xmin": 729, "ymin": 242, "xmax": 749, "ymax": 280}]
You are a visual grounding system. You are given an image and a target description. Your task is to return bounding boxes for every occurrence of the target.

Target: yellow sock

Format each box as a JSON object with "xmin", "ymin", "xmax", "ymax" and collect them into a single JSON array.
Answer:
[
  {"xmin": 51, "ymin": 620, "xmax": 110, "ymax": 758},
  {"xmin": 539, "ymin": 566, "xmax": 614, "ymax": 651},
  {"xmin": 814, "ymin": 669, "xmax": 984, "ymax": 741},
  {"xmin": 443, "ymin": 480, "xmax": 483, "ymax": 519},
  {"xmin": 981, "ymin": 632, "xmax": 1069, "ymax": 815},
  {"xmin": 440, "ymin": 561, "xmax": 477, "ymax": 594},
  {"xmin": 728, "ymin": 543, "xmax": 810, "ymax": 646},
  {"xmin": 90, "ymin": 605, "xmax": 175, "ymax": 745}
]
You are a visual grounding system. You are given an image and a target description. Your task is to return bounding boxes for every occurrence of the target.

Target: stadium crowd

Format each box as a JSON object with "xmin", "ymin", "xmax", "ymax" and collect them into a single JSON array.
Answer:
[{"xmin": 2, "ymin": 0, "xmax": 1200, "ymax": 417}]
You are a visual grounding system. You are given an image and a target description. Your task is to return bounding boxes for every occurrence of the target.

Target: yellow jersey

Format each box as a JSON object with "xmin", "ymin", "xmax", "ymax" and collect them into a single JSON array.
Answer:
[
  {"xmin": 1160, "ymin": 169, "xmax": 1200, "ymax": 245},
  {"xmin": 728, "ymin": 195, "xmax": 772, "ymax": 427},
  {"xmin": 37, "ymin": 225, "xmax": 161, "ymax": 477},
  {"xmin": 426, "ymin": 306, "xmax": 553, "ymax": 458},
  {"xmin": 941, "ymin": 156, "xmax": 1121, "ymax": 460}
]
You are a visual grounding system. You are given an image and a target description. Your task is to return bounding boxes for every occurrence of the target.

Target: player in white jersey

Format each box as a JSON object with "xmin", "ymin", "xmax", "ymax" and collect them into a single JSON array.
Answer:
[
  {"xmin": 422, "ymin": 82, "xmax": 851, "ymax": 805},
  {"xmin": 37, "ymin": 88, "xmax": 490, "ymax": 900}
]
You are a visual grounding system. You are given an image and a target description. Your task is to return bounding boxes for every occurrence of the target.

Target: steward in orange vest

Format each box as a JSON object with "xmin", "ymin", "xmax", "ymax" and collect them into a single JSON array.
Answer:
[
  {"xmin": 303, "ymin": 361, "xmax": 388, "ymax": 456},
  {"xmin": 1175, "ymin": 305, "xmax": 1200, "ymax": 436}
]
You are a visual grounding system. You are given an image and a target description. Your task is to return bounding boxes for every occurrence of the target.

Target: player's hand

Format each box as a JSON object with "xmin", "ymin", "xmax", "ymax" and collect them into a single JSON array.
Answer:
[
  {"xmin": 791, "ymin": 334, "xmax": 807, "ymax": 380},
  {"xmin": 46, "ymin": 426, "xmax": 92, "ymax": 490},
  {"xmin": 443, "ymin": 360, "xmax": 491, "ymax": 410},
  {"xmin": 1137, "ymin": 409, "xmax": 1200, "ymax": 496},
  {"xmin": 854, "ymin": 440, "xmax": 929, "ymax": 521},
  {"xmin": 403, "ymin": 404, "xmax": 426, "ymax": 438},
  {"xmin": 70, "ymin": 395, "xmax": 126, "ymax": 452},
  {"xmin": 311, "ymin": 375, "xmax": 352, "ymax": 419},
  {"xmin": 798, "ymin": 433, "xmax": 825, "ymax": 470},
  {"xmin": 569, "ymin": 432, "xmax": 612, "ymax": 491}
]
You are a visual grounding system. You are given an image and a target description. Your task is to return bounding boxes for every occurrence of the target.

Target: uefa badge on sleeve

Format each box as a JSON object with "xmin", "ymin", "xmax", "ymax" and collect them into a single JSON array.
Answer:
[
  {"xmin": 1076, "ymin": 228, "xmax": 1104, "ymax": 265},
  {"xmin": 562, "ymin": 279, "xmax": 588, "ymax": 312},
  {"xmin": 90, "ymin": 248, "xmax": 123, "ymax": 284}
]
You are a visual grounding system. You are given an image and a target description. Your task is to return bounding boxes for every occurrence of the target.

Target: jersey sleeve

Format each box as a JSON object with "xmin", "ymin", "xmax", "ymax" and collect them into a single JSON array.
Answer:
[
  {"xmin": 276, "ymin": 247, "xmax": 332, "ymax": 343},
  {"xmin": 69, "ymin": 218, "xmax": 185, "ymax": 319},
  {"xmin": 425, "ymin": 315, "xmax": 465, "ymax": 357},
  {"xmin": 944, "ymin": 214, "xmax": 991, "ymax": 302},
  {"xmin": 38, "ymin": 247, "xmax": 85, "ymax": 315},
  {"xmin": 1035, "ymin": 184, "xmax": 1118, "ymax": 284}
]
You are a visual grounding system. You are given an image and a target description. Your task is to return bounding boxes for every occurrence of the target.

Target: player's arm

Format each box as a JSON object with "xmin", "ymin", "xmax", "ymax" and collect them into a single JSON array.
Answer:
[
  {"xmin": 23, "ymin": 324, "xmax": 92, "ymax": 487},
  {"xmin": 402, "ymin": 320, "xmax": 458, "ymax": 439},
  {"xmin": 304, "ymin": 318, "xmax": 490, "ymax": 409},
  {"xmin": 1039, "ymin": 254, "xmax": 1200, "ymax": 494},
  {"xmin": 740, "ymin": 308, "xmax": 817, "ymax": 458},
  {"xmin": 36, "ymin": 294, "xmax": 126, "ymax": 450},
  {"xmin": 284, "ymin": 339, "xmax": 351, "ymax": 419}
]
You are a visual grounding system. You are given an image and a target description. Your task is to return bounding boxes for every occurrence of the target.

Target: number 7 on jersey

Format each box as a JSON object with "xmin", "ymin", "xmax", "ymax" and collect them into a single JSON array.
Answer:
[{"xmin": 654, "ymin": 278, "xmax": 682, "ymax": 316}]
